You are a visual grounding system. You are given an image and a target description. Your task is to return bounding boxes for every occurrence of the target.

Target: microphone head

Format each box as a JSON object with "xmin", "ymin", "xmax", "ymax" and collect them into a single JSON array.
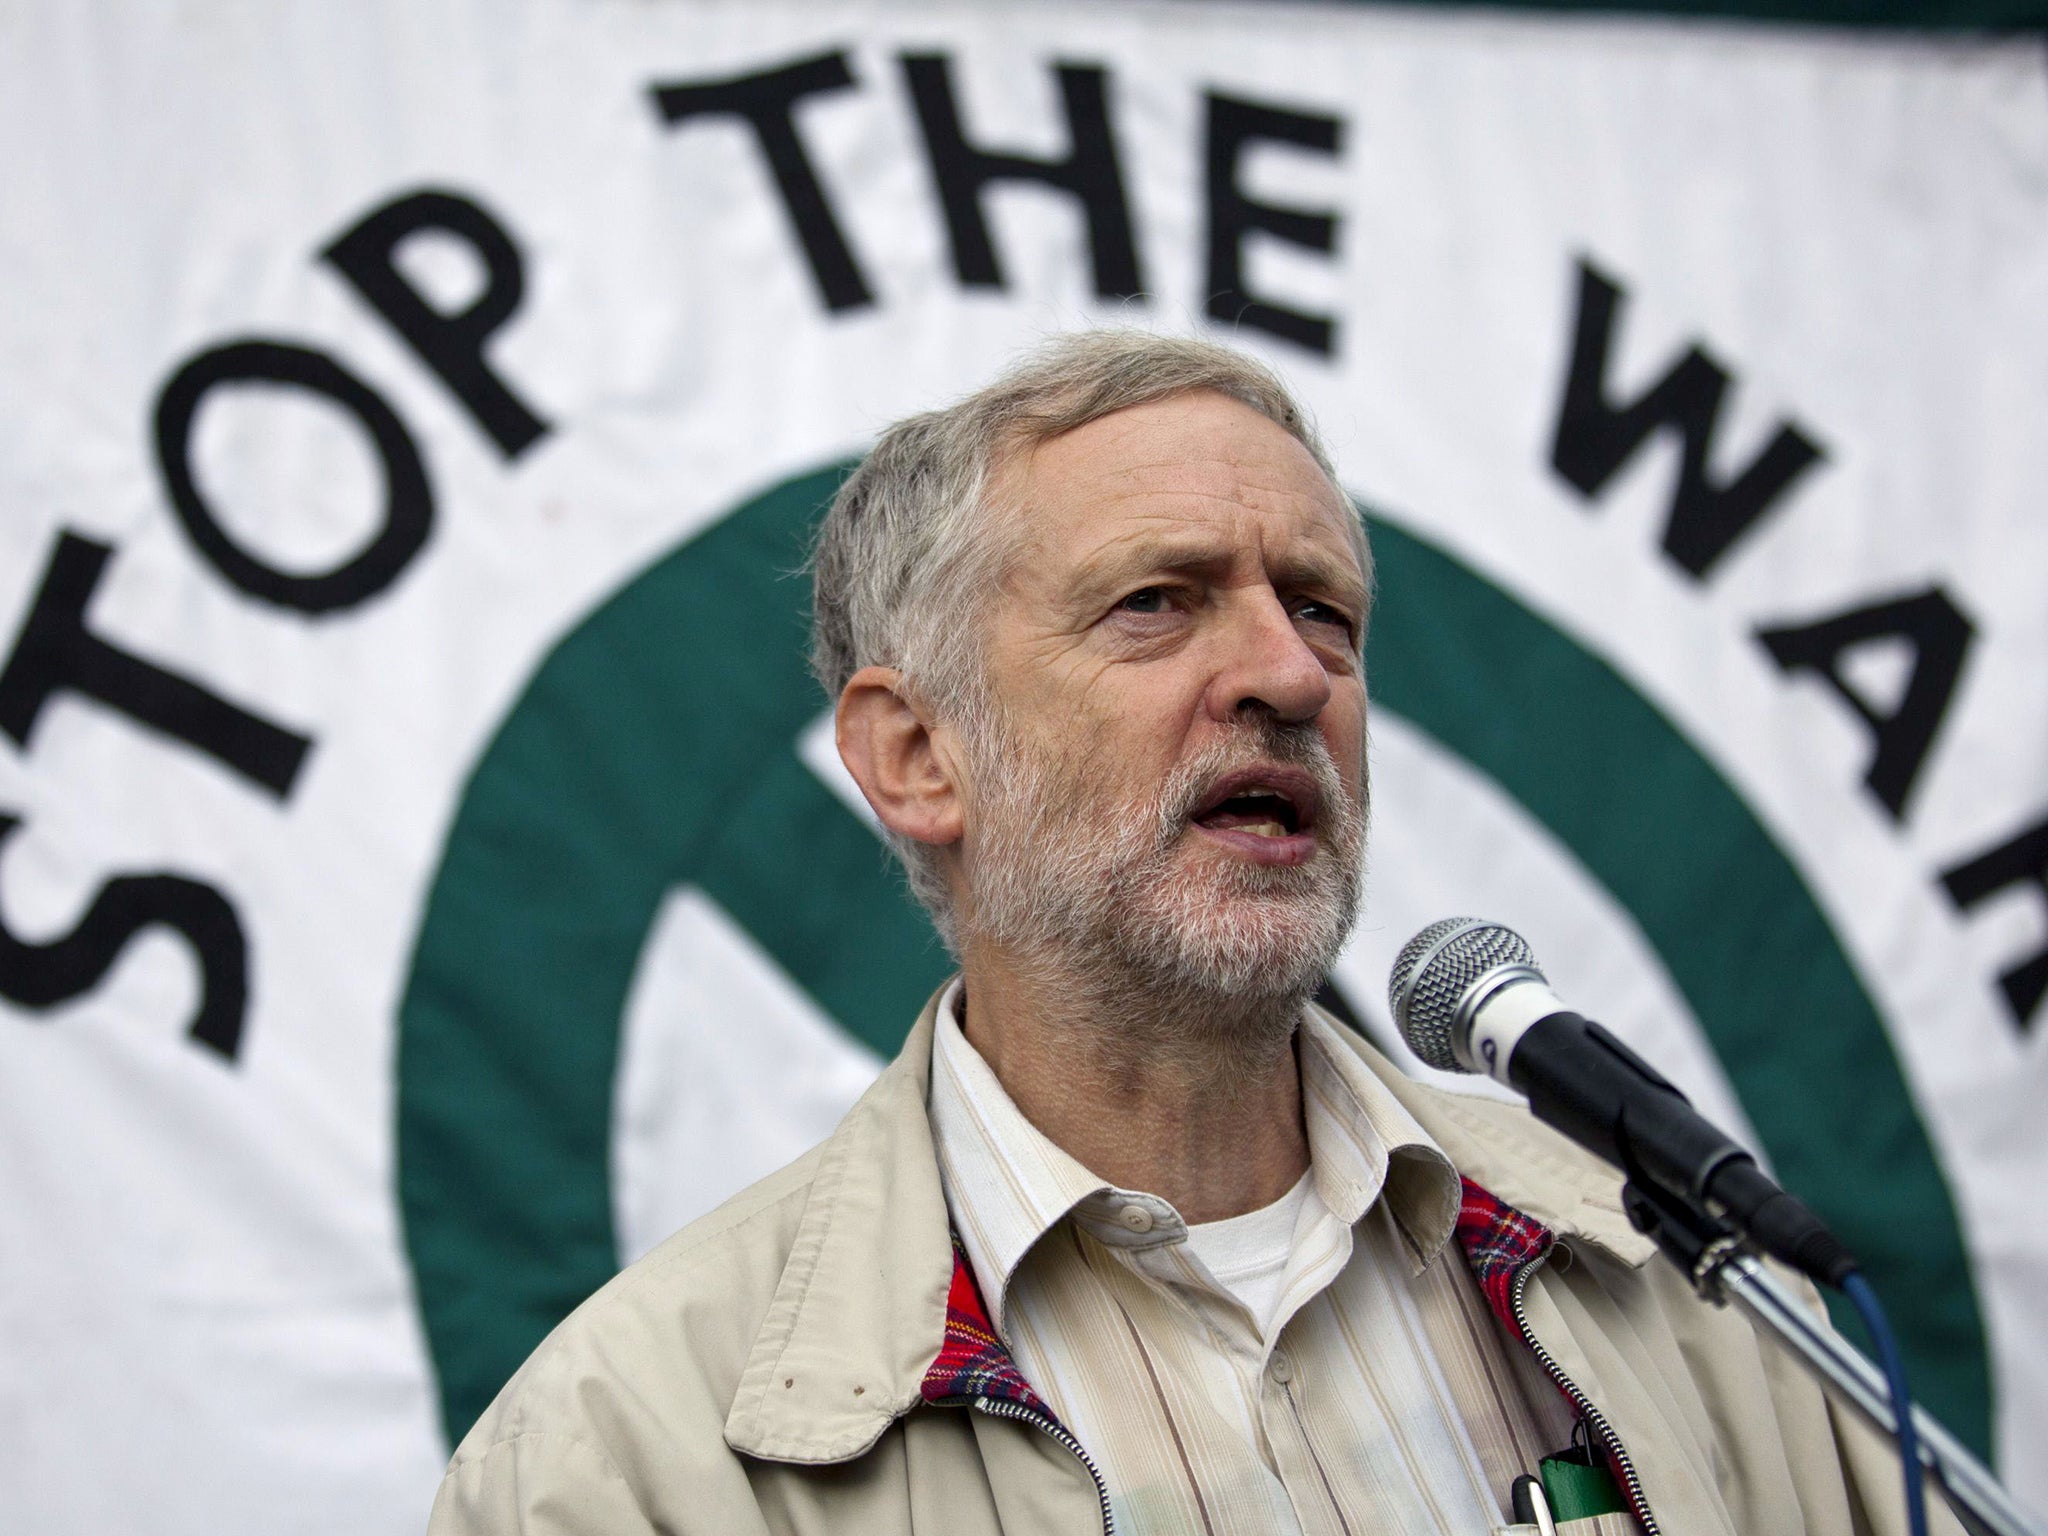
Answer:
[{"xmin": 1387, "ymin": 918, "xmax": 1545, "ymax": 1072}]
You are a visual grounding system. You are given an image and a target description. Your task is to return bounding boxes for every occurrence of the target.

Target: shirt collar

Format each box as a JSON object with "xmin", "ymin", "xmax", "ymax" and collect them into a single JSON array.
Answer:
[
  {"xmin": 1295, "ymin": 1004, "xmax": 1463, "ymax": 1268},
  {"xmin": 929, "ymin": 979, "xmax": 1121, "ymax": 1336},
  {"xmin": 926, "ymin": 978, "xmax": 1464, "ymax": 1335}
]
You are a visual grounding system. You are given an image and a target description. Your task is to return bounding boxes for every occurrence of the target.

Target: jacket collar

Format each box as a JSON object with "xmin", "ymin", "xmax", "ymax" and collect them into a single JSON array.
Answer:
[
  {"xmin": 723, "ymin": 992, "xmax": 957, "ymax": 1464},
  {"xmin": 724, "ymin": 988, "xmax": 1654, "ymax": 1465},
  {"xmin": 1351, "ymin": 1030, "xmax": 1658, "ymax": 1269}
]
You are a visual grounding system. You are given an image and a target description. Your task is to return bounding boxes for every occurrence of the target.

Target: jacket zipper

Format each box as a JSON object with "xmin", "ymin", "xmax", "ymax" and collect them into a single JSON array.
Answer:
[
  {"xmin": 1507, "ymin": 1254, "xmax": 1660, "ymax": 1535},
  {"xmin": 970, "ymin": 1394, "xmax": 1117, "ymax": 1536}
]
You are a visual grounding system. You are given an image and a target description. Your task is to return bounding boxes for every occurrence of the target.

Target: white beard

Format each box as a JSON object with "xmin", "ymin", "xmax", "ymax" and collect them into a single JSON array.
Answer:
[{"xmin": 960, "ymin": 708, "xmax": 1367, "ymax": 1004}]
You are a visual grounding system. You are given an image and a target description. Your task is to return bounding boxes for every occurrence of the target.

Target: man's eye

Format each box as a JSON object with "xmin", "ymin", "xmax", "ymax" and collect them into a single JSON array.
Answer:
[
  {"xmin": 1117, "ymin": 588, "xmax": 1170, "ymax": 614},
  {"xmin": 1293, "ymin": 599, "xmax": 1352, "ymax": 633}
]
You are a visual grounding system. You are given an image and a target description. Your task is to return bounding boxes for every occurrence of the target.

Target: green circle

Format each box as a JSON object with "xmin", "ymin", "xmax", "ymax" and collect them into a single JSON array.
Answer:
[
  {"xmin": 396, "ymin": 464, "xmax": 1988, "ymax": 1458},
  {"xmin": 1364, "ymin": 516, "xmax": 1986, "ymax": 1455}
]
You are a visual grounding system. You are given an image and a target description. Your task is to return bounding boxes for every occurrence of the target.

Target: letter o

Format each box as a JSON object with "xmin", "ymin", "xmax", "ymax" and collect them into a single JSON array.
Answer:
[{"xmin": 154, "ymin": 340, "xmax": 433, "ymax": 613}]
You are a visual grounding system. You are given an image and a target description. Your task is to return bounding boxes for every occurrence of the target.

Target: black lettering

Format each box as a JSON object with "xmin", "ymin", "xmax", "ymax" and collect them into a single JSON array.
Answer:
[
  {"xmin": 0, "ymin": 815, "xmax": 248, "ymax": 1061},
  {"xmin": 0, "ymin": 532, "xmax": 311, "ymax": 798},
  {"xmin": 900, "ymin": 54, "xmax": 1142, "ymax": 300},
  {"xmin": 154, "ymin": 340, "xmax": 434, "ymax": 614},
  {"xmin": 1203, "ymin": 92, "xmax": 1342, "ymax": 356},
  {"xmin": 1941, "ymin": 815, "xmax": 2048, "ymax": 1035},
  {"xmin": 650, "ymin": 51, "xmax": 874, "ymax": 313},
  {"xmin": 1551, "ymin": 257, "xmax": 1826, "ymax": 579},
  {"xmin": 321, "ymin": 188, "xmax": 551, "ymax": 460},
  {"xmin": 1756, "ymin": 587, "xmax": 1974, "ymax": 821}
]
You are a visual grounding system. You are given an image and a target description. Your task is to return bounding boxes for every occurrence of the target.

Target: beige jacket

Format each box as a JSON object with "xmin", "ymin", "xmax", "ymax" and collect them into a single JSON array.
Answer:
[{"xmin": 430, "ymin": 992, "xmax": 1953, "ymax": 1535}]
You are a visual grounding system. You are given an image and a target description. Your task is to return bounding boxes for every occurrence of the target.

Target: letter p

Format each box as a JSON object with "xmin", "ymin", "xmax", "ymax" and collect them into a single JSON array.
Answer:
[{"xmin": 322, "ymin": 188, "xmax": 552, "ymax": 460}]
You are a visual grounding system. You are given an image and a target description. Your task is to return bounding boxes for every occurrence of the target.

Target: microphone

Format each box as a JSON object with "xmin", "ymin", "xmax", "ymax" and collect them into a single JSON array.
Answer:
[{"xmin": 1388, "ymin": 917, "xmax": 1856, "ymax": 1289}]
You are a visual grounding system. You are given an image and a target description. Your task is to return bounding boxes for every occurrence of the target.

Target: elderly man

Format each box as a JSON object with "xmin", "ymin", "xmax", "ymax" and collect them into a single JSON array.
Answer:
[{"xmin": 431, "ymin": 333, "xmax": 1940, "ymax": 1535}]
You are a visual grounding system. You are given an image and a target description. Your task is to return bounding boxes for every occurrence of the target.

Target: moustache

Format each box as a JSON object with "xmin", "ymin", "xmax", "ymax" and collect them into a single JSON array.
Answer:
[{"xmin": 1153, "ymin": 722, "xmax": 1357, "ymax": 841}]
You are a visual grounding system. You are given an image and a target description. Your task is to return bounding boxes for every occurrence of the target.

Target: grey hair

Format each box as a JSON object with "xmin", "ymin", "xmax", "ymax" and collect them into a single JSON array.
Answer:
[{"xmin": 809, "ymin": 328, "xmax": 1368, "ymax": 945}]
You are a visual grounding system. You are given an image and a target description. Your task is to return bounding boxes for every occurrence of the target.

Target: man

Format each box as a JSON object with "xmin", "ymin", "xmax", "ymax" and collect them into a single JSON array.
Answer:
[{"xmin": 430, "ymin": 332, "xmax": 1944, "ymax": 1534}]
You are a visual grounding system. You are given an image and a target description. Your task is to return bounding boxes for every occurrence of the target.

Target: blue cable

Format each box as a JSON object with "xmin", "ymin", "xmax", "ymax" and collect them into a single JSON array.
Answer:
[{"xmin": 1843, "ymin": 1270, "xmax": 1929, "ymax": 1536}]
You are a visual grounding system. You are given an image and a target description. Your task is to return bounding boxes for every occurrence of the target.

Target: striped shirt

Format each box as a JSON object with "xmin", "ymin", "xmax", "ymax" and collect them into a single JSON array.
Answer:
[{"xmin": 928, "ymin": 980, "xmax": 1582, "ymax": 1535}]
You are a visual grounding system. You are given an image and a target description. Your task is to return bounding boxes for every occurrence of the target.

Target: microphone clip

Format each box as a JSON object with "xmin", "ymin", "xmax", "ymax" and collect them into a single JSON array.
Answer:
[{"xmin": 1620, "ymin": 1177, "xmax": 1752, "ymax": 1307}]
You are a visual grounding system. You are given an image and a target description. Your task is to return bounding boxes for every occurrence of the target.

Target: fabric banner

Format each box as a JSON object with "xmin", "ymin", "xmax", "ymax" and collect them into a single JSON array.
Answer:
[{"xmin": 3, "ymin": 2, "xmax": 2045, "ymax": 1529}]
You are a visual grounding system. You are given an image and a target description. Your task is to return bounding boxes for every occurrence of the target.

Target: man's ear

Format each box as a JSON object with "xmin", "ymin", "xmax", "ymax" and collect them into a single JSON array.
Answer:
[{"xmin": 835, "ymin": 667, "xmax": 965, "ymax": 847}]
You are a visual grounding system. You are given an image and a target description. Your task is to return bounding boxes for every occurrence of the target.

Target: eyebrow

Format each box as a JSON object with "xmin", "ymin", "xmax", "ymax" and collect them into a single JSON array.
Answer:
[{"xmin": 1071, "ymin": 536, "xmax": 1369, "ymax": 612}]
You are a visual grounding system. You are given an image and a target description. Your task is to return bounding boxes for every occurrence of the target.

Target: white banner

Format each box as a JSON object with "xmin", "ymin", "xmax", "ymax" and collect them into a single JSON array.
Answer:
[{"xmin": 3, "ymin": 2, "xmax": 2045, "ymax": 1529}]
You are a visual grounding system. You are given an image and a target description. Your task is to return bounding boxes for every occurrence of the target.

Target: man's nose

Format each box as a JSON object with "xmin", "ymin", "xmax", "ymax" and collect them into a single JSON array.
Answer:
[{"xmin": 1204, "ymin": 592, "xmax": 1334, "ymax": 725}]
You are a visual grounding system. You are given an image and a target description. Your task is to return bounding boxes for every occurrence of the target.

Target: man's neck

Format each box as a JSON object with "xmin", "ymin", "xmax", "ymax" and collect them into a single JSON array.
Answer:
[{"xmin": 954, "ymin": 945, "xmax": 1311, "ymax": 1225}]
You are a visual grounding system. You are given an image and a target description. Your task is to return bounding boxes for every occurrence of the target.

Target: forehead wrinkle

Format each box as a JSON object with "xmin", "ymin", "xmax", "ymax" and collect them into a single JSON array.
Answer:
[
  {"xmin": 1071, "ymin": 452, "xmax": 1328, "ymax": 521},
  {"xmin": 1001, "ymin": 396, "xmax": 1333, "ymax": 507},
  {"xmin": 1030, "ymin": 476, "xmax": 1351, "ymax": 554},
  {"xmin": 992, "ymin": 393, "xmax": 1364, "ymax": 604}
]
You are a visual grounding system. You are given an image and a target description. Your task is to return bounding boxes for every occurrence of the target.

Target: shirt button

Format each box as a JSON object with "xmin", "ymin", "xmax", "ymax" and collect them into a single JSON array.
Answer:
[
  {"xmin": 1270, "ymin": 1352, "xmax": 1294, "ymax": 1385},
  {"xmin": 1118, "ymin": 1203, "xmax": 1155, "ymax": 1234}
]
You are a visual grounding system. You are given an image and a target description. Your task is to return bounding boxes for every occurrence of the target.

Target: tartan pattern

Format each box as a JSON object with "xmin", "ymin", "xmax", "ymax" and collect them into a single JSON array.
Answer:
[
  {"xmin": 922, "ymin": 1190, "xmax": 1646, "ymax": 1532},
  {"xmin": 919, "ymin": 1233, "xmax": 1052, "ymax": 1415},
  {"xmin": 1452, "ymin": 1175, "xmax": 1555, "ymax": 1330},
  {"xmin": 1453, "ymin": 1177, "xmax": 1648, "ymax": 1535}
]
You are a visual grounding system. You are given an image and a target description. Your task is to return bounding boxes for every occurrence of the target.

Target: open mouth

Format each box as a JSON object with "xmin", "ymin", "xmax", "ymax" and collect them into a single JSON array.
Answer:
[{"xmin": 1191, "ymin": 771, "xmax": 1317, "ymax": 841}]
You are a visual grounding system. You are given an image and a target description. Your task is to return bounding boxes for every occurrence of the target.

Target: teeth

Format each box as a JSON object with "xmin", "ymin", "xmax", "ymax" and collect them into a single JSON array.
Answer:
[{"xmin": 1244, "ymin": 821, "xmax": 1286, "ymax": 837}]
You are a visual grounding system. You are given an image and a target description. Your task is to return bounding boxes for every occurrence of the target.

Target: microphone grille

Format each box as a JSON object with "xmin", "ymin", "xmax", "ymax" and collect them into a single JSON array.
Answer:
[{"xmin": 1387, "ymin": 918, "xmax": 1542, "ymax": 1072}]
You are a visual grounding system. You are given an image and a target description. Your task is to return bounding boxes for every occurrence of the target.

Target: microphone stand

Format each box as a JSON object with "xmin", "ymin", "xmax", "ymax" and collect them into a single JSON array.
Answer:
[{"xmin": 1620, "ymin": 1179, "xmax": 2045, "ymax": 1536}]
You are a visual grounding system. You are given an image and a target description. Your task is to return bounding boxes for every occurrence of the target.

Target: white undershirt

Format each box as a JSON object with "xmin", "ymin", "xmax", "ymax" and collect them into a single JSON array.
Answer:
[{"xmin": 1180, "ymin": 1168, "xmax": 1317, "ymax": 1342}]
